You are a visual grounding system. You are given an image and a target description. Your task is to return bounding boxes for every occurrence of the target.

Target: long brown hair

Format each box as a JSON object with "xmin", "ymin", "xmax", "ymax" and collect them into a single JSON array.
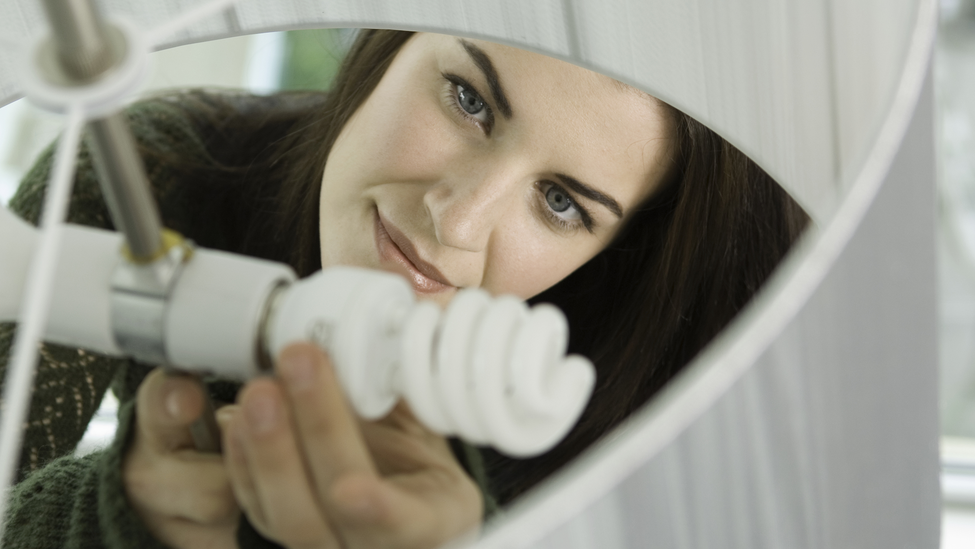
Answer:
[
  {"xmin": 497, "ymin": 111, "xmax": 808, "ymax": 502},
  {"xmin": 150, "ymin": 29, "xmax": 808, "ymax": 505}
]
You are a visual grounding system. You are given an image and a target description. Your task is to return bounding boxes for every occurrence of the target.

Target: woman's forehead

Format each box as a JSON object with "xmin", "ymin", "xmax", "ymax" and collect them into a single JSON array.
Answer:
[
  {"xmin": 426, "ymin": 33, "xmax": 666, "ymax": 120},
  {"xmin": 417, "ymin": 32, "xmax": 675, "ymax": 212},
  {"xmin": 435, "ymin": 35, "xmax": 613, "ymax": 84}
]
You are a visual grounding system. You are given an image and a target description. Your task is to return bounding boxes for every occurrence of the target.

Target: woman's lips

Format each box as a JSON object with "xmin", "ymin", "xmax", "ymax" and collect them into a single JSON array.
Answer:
[{"xmin": 374, "ymin": 211, "xmax": 455, "ymax": 294}]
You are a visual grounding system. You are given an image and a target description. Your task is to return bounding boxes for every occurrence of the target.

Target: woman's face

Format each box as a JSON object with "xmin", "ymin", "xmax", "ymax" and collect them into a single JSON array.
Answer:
[{"xmin": 319, "ymin": 33, "xmax": 673, "ymax": 307}]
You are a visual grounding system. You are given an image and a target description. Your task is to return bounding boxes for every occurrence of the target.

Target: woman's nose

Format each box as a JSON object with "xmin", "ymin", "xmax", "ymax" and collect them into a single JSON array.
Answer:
[{"xmin": 424, "ymin": 165, "xmax": 521, "ymax": 253}]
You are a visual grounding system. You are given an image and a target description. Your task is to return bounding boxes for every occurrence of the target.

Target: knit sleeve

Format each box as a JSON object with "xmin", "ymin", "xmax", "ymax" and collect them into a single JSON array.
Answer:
[
  {"xmin": 0, "ymin": 325, "xmax": 130, "ymax": 482},
  {"xmin": 2, "ymin": 398, "xmax": 169, "ymax": 549}
]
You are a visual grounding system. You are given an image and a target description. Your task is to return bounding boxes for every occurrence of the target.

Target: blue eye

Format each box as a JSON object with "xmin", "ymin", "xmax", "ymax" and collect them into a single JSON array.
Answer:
[
  {"xmin": 444, "ymin": 73, "xmax": 494, "ymax": 131},
  {"xmin": 456, "ymin": 84, "xmax": 485, "ymax": 116},
  {"xmin": 539, "ymin": 182, "xmax": 587, "ymax": 231},
  {"xmin": 545, "ymin": 185, "xmax": 574, "ymax": 214}
]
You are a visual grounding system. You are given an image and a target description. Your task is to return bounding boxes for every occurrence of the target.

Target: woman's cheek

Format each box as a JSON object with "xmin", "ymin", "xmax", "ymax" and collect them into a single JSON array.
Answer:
[
  {"xmin": 484, "ymin": 232, "xmax": 597, "ymax": 299},
  {"xmin": 367, "ymin": 93, "xmax": 460, "ymax": 185}
]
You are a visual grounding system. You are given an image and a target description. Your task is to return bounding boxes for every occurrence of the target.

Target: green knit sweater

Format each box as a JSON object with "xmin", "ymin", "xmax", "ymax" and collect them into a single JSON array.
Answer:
[{"xmin": 0, "ymin": 94, "xmax": 495, "ymax": 548}]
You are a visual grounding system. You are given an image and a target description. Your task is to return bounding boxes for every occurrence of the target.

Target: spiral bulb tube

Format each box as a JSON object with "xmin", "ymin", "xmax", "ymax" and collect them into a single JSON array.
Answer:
[
  {"xmin": 267, "ymin": 267, "xmax": 596, "ymax": 457},
  {"xmin": 400, "ymin": 291, "xmax": 595, "ymax": 456}
]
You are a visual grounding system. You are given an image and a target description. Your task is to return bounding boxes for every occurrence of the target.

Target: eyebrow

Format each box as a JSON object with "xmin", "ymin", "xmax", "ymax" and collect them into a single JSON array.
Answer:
[
  {"xmin": 458, "ymin": 39, "xmax": 513, "ymax": 119},
  {"xmin": 555, "ymin": 174, "xmax": 624, "ymax": 218}
]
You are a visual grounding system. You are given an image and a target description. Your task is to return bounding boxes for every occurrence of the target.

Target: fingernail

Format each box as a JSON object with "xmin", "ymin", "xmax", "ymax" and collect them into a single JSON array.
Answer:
[
  {"xmin": 281, "ymin": 348, "xmax": 316, "ymax": 392},
  {"xmin": 244, "ymin": 392, "xmax": 279, "ymax": 434},
  {"xmin": 215, "ymin": 405, "xmax": 238, "ymax": 428},
  {"xmin": 164, "ymin": 386, "xmax": 182, "ymax": 419}
]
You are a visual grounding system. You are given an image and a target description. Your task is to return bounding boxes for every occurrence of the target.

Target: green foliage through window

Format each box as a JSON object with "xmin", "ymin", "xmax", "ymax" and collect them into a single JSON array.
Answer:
[{"xmin": 279, "ymin": 29, "xmax": 356, "ymax": 91}]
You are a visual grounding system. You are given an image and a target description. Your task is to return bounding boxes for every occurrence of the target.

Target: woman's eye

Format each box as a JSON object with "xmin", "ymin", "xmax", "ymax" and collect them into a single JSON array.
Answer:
[
  {"xmin": 444, "ymin": 74, "xmax": 494, "ymax": 131},
  {"xmin": 545, "ymin": 185, "xmax": 577, "ymax": 216},
  {"xmin": 456, "ymin": 85, "xmax": 485, "ymax": 117},
  {"xmin": 539, "ymin": 182, "xmax": 592, "ymax": 233}
]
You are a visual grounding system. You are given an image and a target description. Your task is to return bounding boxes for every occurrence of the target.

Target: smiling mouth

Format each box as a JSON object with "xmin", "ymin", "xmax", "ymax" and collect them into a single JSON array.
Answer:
[{"xmin": 374, "ymin": 209, "xmax": 455, "ymax": 294}]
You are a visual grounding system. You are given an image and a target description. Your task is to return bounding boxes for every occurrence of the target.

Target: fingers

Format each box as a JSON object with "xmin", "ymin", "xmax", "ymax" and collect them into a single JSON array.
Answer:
[
  {"xmin": 135, "ymin": 368, "xmax": 205, "ymax": 453},
  {"xmin": 362, "ymin": 404, "xmax": 455, "ymax": 476},
  {"xmin": 226, "ymin": 343, "xmax": 381, "ymax": 548},
  {"xmin": 330, "ymin": 471, "xmax": 478, "ymax": 548},
  {"xmin": 125, "ymin": 368, "xmax": 240, "ymax": 548},
  {"xmin": 226, "ymin": 377, "xmax": 340, "ymax": 549},
  {"xmin": 352, "ymin": 417, "xmax": 483, "ymax": 544},
  {"xmin": 226, "ymin": 343, "xmax": 483, "ymax": 549},
  {"xmin": 126, "ymin": 448, "xmax": 238, "ymax": 524},
  {"xmin": 324, "ymin": 423, "xmax": 482, "ymax": 548},
  {"xmin": 276, "ymin": 343, "xmax": 376, "ymax": 489}
]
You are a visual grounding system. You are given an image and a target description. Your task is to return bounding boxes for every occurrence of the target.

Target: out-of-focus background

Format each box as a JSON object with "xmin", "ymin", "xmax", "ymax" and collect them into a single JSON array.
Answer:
[
  {"xmin": 936, "ymin": 1, "xmax": 975, "ymax": 545},
  {"xmin": 2, "ymin": 6, "xmax": 975, "ymax": 546}
]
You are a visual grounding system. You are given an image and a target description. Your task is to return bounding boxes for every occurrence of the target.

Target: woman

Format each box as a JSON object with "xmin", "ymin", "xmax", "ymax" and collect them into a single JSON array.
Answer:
[{"xmin": 1, "ymin": 30, "xmax": 807, "ymax": 549}]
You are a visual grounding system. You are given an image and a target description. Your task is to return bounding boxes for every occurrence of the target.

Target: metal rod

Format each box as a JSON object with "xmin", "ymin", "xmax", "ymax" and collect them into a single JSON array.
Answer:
[
  {"xmin": 39, "ymin": 0, "xmax": 164, "ymax": 261},
  {"xmin": 85, "ymin": 116, "xmax": 164, "ymax": 259},
  {"xmin": 40, "ymin": 0, "xmax": 113, "ymax": 80}
]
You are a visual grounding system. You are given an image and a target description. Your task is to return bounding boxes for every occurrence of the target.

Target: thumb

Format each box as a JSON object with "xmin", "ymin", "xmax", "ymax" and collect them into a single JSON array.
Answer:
[{"xmin": 135, "ymin": 368, "xmax": 206, "ymax": 453}]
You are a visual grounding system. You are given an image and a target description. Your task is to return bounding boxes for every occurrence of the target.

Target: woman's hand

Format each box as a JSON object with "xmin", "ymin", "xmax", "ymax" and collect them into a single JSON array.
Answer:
[
  {"xmin": 123, "ymin": 368, "xmax": 240, "ymax": 549},
  {"xmin": 223, "ymin": 342, "xmax": 483, "ymax": 549}
]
